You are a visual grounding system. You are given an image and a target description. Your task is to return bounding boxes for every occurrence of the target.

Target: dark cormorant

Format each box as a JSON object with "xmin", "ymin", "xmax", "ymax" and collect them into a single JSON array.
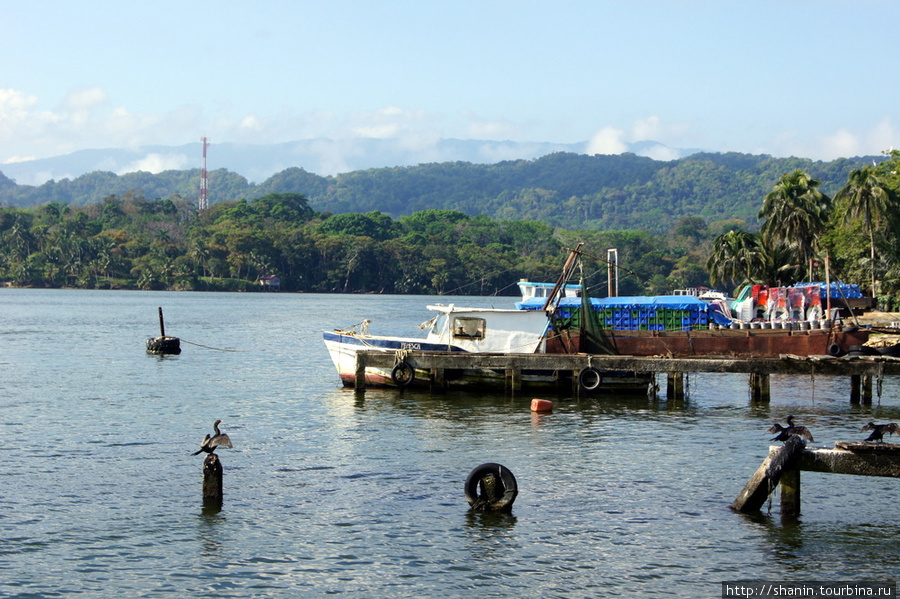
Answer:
[
  {"xmin": 192, "ymin": 420, "xmax": 234, "ymax": 455},
  {"xmin": 766, "ymin": 415, "xmax": 814, "ymax": 442},
  {"xmin": 860, "ymin": 421, "xmax": 900, "ymax": 442}
]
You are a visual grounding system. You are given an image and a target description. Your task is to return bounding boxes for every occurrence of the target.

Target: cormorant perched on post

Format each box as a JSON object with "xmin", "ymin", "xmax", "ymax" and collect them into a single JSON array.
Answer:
[
  {"xmin": 860, "ymin": 422, "xmax": 900, "ymax": 442},
  {"xmin": 766, "ymin": 415, "xmax": 814, "ymax": 442},
  {"xmin": 192, "ymin": 420, "xmax": 234, "ymax": 455}
]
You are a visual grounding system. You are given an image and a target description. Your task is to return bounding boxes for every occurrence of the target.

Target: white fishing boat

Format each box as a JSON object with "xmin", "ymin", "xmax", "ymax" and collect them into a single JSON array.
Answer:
[{"xmin": 323, "ymin": 297, "xmax": 652, "ymax": 392}]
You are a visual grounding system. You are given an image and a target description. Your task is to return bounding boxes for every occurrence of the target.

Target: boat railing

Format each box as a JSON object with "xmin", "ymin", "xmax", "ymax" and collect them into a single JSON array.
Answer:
[{"xmin": 333, "ymin": 319, "xmax": 372, "ymax": 336}]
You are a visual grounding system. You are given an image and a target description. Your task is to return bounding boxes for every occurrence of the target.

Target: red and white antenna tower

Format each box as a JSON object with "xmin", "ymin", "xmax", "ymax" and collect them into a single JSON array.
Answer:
[{"xmin": 199, "ymin": 136, "xmax": 209, "ymax": 210}]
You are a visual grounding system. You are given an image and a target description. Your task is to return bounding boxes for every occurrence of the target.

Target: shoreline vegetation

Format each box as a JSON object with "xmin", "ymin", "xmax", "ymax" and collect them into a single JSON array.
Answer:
[{"xmin": 2, "ymin": 151, "xmax": 900, "ymax": 309}]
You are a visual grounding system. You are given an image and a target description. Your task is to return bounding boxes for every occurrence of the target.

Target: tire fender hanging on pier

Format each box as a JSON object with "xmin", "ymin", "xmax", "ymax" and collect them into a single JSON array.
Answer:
[
  {"xmin": 390, "ymin": 361, "xmax": 415, "ymax": 388},
  {"xmin": 578, "ymin": 366, "xmax": 604, "ymax": 392}
]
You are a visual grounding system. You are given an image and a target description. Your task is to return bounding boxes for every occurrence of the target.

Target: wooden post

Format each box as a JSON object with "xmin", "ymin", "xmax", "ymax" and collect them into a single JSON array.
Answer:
[
  {"xmin": 732, "ymin": 436, "xmax": 805, "ymax": 513},
  {"xmin": 862, "ymin": 374, "xmax": 873, "ymax": 404},
  {"xmin": 779, "ymin": 463, "xmax": 801, "ymax": 519},
  {"xmin": 506, "ymin": 368, "xmax": 521, "ymax": 395},
  {"xmin": 666, "ymin": 372, "xmax": 684, "ymax": 401},
  {"xmin": 158, "ymin": 306, "xmax": 166, "ymax": 337},
  {"xmin": 203, "ymin": 453, "xmax": 223, "ymax": 507},
  {"xmin": 749, "ymin": 372, "xmax": 770, "ymax": 402},
  {"xmin": 850, "ymin": 374, "xmax": 861, "ymax": 403},
  {"xmin": 430, "ymin": 368, "xmax": 447, "ymax": 393},
  {"xmin": 354, "ymin": 352, "xmax": 367, "ymax": 394}
]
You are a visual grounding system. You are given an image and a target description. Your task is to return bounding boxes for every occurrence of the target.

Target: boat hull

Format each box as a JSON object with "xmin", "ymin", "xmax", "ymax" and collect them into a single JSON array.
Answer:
[
  {"xmin": 323, "ymin": 333, "xmax": 653, "ymax": 393},
  {"xmin": 546, "ymin": 326, "xmax": 869, "ymax": 357}
]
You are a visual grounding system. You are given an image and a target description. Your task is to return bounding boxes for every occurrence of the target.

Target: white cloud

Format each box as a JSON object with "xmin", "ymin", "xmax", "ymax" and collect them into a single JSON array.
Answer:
[
  {"xmin": 0, "ymin": 88, "xmax": 58, "ymax": 140},
  {"xmin": 460, "ymin": 110, "xmax": 521, "ymax": 140},
  {"xmin": 118, "ymin": 153, "xmax": 190, "ymax": 175},
  {"xmin": 868, "ymin": 117, "xmax": 895, "ymax": 152},
  {"xmin": 639, "ymin": 144, "xmax": 682, "ymax": 161},
  {"xmin": 239, "ymin": 114, "xmax": 263, "ymax": 131},
  {"xmin": 354, "ymin": 123, "xmax": 401, "ymax": 139},
  {"xmin": 3, "ymin": 155, "xmax": 37, "ymax": 164},
  {"xmin": 587, "ymin": 116, "xmax": 693, "ymax": 157},
  {"xmin": 586, "ymin": 126, "xmax": 628, "ymax": 155},
  {"xmin": 819, "ymin": 129, "xmax": 860, "ymax": 159},
  {"xmin": 0, "ymin": 88, "xmax": 39, "ymax": 113},
  {"xmin": 631, "ymin": 116, "xmax": 663, "ymax": 141},
  {"xmin": 63, "ymin": 87, "xmax": 109, "ymax": 111},
  {"xmin": 770, "ymin": 118, "xmax": 897, "ymax": 160},
  {"xmin": 351, "ymin": 106, "xmax": 430, "ymax": 140}
]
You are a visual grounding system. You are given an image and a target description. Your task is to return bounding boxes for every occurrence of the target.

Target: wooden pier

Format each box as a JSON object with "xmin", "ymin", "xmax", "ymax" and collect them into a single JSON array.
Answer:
[
  {"xmin": 353, "ymin": 349, "xmax": 900, "ymax": 402},
  {"xmin": 733, "ymin": 438, "xmax": 900, "ymax": 518}
]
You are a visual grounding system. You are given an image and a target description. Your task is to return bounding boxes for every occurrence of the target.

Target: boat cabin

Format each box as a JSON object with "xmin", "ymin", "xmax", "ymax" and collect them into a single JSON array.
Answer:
[
  {"xmin": 517, "ymin": 280, "xmax": 581, "ymax": 303},
  {"xmin": 424, "ymin": 304, "xmax": 550, "ymax": 353}
]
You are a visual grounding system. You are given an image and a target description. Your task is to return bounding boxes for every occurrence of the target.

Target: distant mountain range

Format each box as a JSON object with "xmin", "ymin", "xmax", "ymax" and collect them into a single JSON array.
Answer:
[{"xmin": 0, "ymin": 138, "xmax": 697, "ymax": 186}]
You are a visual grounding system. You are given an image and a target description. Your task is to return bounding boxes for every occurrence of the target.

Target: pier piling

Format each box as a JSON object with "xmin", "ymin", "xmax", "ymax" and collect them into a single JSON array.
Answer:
[
  {"xmin": 734, "ymin": 439, "xmax": 900, "ymax": 518},
  {"xmin": 352, "ymin": 350, "xmax": 900, "ymax": 402},
  {"xmin": 731, "ymin": 435, "xmax": 805, "ymax": 513},
  {"xmin": 749, "ymin": 372, "xmax": 770, "ymax": 402},
  {"xmin": 666, "ymin": 372, "xmax": 685, "ymax": 401},
  {"xmin": 202, "ymin": 453, "xmax": 224, "ymax": 507},
  {"xmin": 850, "ymin": 374, "xmax": 873, "ymax": 404}
]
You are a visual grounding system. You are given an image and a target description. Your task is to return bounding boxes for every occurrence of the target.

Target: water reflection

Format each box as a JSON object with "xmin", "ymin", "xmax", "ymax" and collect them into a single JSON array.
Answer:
[
  {"xmin": 461, "ymin": 511, "xmax": 520, "ymax": 562},
  {"xmin": 197, "ymin": 507, "xmax": 226, "ymax": 556},
  {"xmin": 463, "ymin": 510, "xmax": 519, "ymax": 530}
]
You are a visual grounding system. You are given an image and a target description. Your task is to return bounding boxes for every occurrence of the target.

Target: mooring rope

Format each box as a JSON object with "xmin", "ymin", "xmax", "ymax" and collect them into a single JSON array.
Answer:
[
  {"xmin": 394, "ymin": 349, "xmax": 411, "ymax": 365},
  {"xmin": 179, "ymin": 339, "xmax": 243, "ymax": 352}
]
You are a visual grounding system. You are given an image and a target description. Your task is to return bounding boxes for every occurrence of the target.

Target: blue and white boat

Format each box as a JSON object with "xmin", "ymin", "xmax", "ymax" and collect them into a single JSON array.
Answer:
[
  {"xmin": 323, "ymin": 280, "xmax": 653, "ymax": 392},
  {"xmin": 323, "ymin": 303, "xmax": 553, "ymax": 388}
]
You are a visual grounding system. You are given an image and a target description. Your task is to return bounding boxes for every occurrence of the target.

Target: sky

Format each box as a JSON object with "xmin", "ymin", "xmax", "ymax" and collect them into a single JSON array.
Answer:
[{"xmin": 2, "ymin": 0, "xmax": 899, "ymax": 173}]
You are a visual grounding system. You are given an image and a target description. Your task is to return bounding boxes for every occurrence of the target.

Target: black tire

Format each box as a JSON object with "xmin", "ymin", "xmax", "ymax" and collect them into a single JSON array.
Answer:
[
  {"xmin": 464, "ymin": 463, "xmax": 518, "ymax": 512},
  {"xmin": 827, "ymin": 343, "xmax": 844, "ymax": 357},
  {"xmin": 390, "ymin": 361, "xmax": 415, "ymax": 388},
  {"xmin": 577, "ymin": 366, "xmax": 603, "ymax": 392},
  {"xmin": 146, "ymin": 336, "xmax": 181, "ymax": 355}
]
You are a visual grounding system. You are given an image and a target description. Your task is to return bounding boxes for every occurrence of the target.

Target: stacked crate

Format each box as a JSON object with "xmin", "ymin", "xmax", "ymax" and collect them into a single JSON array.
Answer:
[{"xmin": 551, "ymin": 302, "xmax": 711, "ymax": 331}]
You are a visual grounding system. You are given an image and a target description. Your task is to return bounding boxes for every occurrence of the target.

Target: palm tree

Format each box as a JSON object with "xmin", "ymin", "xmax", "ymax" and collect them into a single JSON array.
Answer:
[
  {"xmin": 834, "ymin": 166, "xmax": 897, "ymax": 298},
  {"xmin": 706, "ymin": 230, "xmax": 761, "ymax": 289},
  {"xmin": 755, "ymin": 236, "xmax": 801, "ymax": 286},
  {"xmin": 759, "ymin": 170, "xmax": 830, "ymax": 281}
]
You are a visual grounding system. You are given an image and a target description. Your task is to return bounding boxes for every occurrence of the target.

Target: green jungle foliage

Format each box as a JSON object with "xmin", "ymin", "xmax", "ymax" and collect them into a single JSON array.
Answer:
[
  {"xmin": 0, "ymin": 152, "xmax": 878, "ymax": 234},
  {"xmin": 0, "ymin": 192, "xmax": 715, "ymax": 296},
  {"xmin": 2, "ymin": 151, "xmax": 899, "ymax": 308}
]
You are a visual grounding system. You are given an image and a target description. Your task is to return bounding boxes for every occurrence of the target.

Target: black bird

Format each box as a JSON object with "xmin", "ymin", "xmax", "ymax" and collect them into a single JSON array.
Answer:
[
  {"xmin": 192, "ymin": 419, "xmax": 234, "ymax": 455},
  {"xmin": 860, "ymin": 422, "xmax": 900, "ymax": 442},
  {"xmin": 766, "ymin": 415, "xmax": 814, "ymax": 442}
]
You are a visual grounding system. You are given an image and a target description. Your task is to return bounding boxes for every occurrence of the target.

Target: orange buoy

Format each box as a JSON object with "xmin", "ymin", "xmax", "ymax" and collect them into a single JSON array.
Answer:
[{"xmin": 530, "ymin": 398, "xmax": 554, "ymax": 413}]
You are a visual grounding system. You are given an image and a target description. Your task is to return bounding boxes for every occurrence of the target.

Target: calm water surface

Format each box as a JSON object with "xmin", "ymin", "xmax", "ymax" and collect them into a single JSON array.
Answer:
[{"xmin": 1, "ymin": 289, "xmax": 898, "ymax": 598}]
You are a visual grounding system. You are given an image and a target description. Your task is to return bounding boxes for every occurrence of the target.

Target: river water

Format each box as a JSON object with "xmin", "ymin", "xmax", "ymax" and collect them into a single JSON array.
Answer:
[{"xmin": 1, "ymin": 288, "xmax": 898, "ymax": 598}]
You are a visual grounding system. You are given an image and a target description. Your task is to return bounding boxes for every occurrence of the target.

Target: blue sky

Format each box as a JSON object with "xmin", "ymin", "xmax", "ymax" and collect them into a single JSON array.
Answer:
[{"xmin": 2, "ymin": 0, "xmax": 898, "ymax": 172}]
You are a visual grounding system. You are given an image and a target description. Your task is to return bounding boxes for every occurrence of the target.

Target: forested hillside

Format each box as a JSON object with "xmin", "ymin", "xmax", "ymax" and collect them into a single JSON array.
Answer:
[
  {"xmin": 0, "ymin": 152, "xmax": 879, "ymax": 234},
  {"xmin": 4, "ymin": 149, "xmax": 900, "ymax": 308}
]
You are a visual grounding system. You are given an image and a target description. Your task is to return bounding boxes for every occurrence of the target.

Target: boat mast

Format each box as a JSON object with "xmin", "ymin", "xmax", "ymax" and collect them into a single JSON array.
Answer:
[{"xmin": 542, "ymin": 242, "xmax": 584, "ymax": 312}]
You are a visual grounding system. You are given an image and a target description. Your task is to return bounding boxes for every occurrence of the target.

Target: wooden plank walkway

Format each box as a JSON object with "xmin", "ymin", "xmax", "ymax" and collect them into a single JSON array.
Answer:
[
  {"xmin": 353, "ymin": 349, "xmax": 900, "ymax": 401},
  {"xmin": 356, "ymin": 350, "xmax": 900, "ymax": 377}
]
